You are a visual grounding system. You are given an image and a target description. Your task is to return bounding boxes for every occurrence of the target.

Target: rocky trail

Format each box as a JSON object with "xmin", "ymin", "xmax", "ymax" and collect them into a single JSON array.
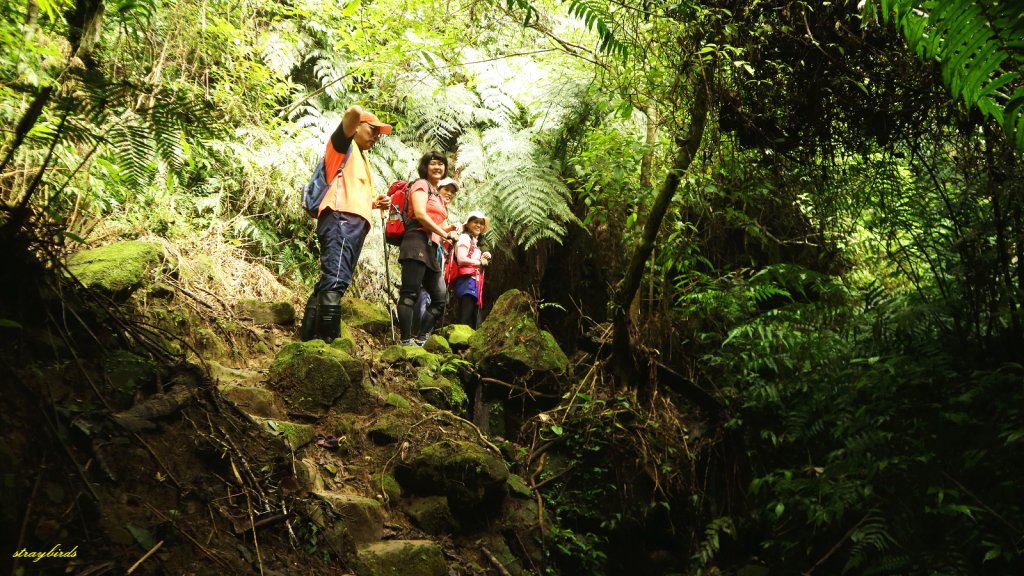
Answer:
[{"xmin": 2, "ymin": 240, "xmax": 578, "ymax": 576}]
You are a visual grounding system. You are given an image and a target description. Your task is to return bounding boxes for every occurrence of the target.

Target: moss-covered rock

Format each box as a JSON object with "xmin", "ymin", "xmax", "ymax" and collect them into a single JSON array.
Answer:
[
  {"xmin": 379, "ymin": 344, "xmax": 406, "ymax": 364},
  {"xmin": 438, "ymin": 324, "xmax": 475, "ymax": 351},
  {"xmin": 506, "ymin": 473, "xmax": 532, "ymax": 498},
  {"xmin": 208, "ymin": 362, "xmax": 261, "ymax": 385},
  {"xmin": 415, "ymin": 372, "xmax": 467, "ymax": 412},
  {"xmin": 267, "ymin": 341, "xmax": 367, "ymax": 417},
  {"xmin": 295, "ymin": 458, "xmax": 325, "ymax": 493},
  {"xmin": 218, "ymin": 384, "xmax": 284, "ymax": 419},
  {"xmin": 333, "ymin": 413, "xmax": 362, "ymax": 437},
  {"xmin": 384, "ymin": 392, "xmax": 410, "ymax": 410},
  {"xmin": 379, "ymin": 344, "xmax": 440, "ymax": 371},
  {"xmin": 341, "ymin": 297, "xmax": 391, "ymax": 336},
  {"xmin": 422, "ymin": 334, "xmax": 450, "ymax": 354},
  {"xmin": 404, "ymin": 496, "xmax": 459, "ymax": 535},
  {"xmin": 467, "ymin": 289, "xmax": 568, "ymax": 382},
  {"xmin": 371, "ymin": 472, "xmax": 402, "ymax": 502},
  {"xmin": 499, "ymin": 497, "xmax": 546, "ymax": 570},
  {"xmin": 315, "ymin": 491, "xmax": 384, "ymax": 545},
  {"xmin": 477, "ymin": 534, "xmax": 527, "ymax": 576},
  {"xmin": 102, "ymin": 350, "xmax": 157, "ymax": 407},
  {"xmin": 353, "ymin": 540, "xmax": 447, "ymax": 576},
  {"xmin": 329, "ymin": 322, "xmax": 357, "ymax": 355},
  {"xmin": 367, "ymin": 414, "xmax": 404, "ymax": 445},
  {"xmin": 193, "ymin": 327, "xmax": 228, "ymax": 358},
  {"xmin": 394, "ymin": 439, "xmax": 509, "ymax": 523},
  {"xmin": 261, "ymin": 419, "xmax": 316, "ymax": 450},
  {"xmin": 67, "ymin": 240, "xmax": 163, "ymax": 299},
  {"xmin": 235, "ymin": 299, "xmax": 295, "ymax": 326}
]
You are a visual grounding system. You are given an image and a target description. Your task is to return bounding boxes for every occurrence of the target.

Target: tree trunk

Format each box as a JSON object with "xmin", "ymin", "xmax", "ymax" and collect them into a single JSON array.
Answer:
[
  {"xmin": 611, "ymin": 80, "xmax": 710, "ymax": 391},
  {"xmin": 640, "ymin": 103, "xmax": 657, "ymax": 188}
]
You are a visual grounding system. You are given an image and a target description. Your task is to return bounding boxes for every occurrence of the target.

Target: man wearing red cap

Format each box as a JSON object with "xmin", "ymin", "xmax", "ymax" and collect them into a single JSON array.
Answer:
[{"xmin": 300, "ymin": 105, "xmax": 393, "ymax": 343}]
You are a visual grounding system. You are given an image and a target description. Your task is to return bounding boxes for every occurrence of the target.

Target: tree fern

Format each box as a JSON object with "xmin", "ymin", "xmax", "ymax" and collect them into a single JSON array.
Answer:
[
  {"xmin": 865, "ymin": 0, "xmax": 1024, "ymax": 149},
  {"xmin": 403, "ymin": 79, "xmax": 481, "ymax": 149},
  {"xmin": 457, "ymin": 124, "xmax": 578, "ymax": 249}
]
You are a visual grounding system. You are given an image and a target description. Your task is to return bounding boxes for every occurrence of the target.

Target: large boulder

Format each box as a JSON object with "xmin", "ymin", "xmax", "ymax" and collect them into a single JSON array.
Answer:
[
  {"xmin": 218, "ymin": 384, "xmax": 284, "ymax": 419},
  {"xmin": 415, "ymin": 371, "xmax": 467, "ymax": 412},
  {"xmin": 315, "ymin": 492, "xmax": 384, "ymax": 545},
  {"xmin": 353, "ymin": 540, "xmax": 446, "ymax": 576},
  {"xmin": 267, "ymin": 341, "xmax": 367, "ymax": 417},
  {"xmin": 404, "ymin": 496, "xmax": 459, "ymax": 535},
  {"xmin": 67, "ymin": 240, "xmax": 163, "ymax": 299},
  {"xmin": 394, "ymin": 439, "xmax": 509, "ymax": 524},
  {"xmin": 466, "ymin": 290, "xmax": 568, "ymax": 381},
  {"xmin": 341, "ymin": 297, "xmax": 391, "ymax": 336}
]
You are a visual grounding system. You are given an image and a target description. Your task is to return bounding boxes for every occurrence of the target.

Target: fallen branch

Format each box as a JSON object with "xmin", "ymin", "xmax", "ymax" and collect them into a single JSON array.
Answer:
[
  {"xmin": 481, "ymin": 377, "xmax": 560, "ymax": 399},
  {"xmin": 481, "ymin": 546, "xmax": 513, "ymax": 576},
  {"xmin": 126, "ymin": 539, "xmax": 164, "ymax": 575},
  {"xmin": 444, "ymin": 412, "xmax": 502, "ymax": 455}
]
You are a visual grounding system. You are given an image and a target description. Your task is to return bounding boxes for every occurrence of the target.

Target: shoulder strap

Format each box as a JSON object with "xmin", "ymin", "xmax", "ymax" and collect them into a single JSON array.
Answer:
[
  {"xmin": 324, "ymin": 142, "xmax": 354, "ymax": 182},
  {"xmin": 406, "ymin": 179, "xmax": 439, "ymax": 219}
]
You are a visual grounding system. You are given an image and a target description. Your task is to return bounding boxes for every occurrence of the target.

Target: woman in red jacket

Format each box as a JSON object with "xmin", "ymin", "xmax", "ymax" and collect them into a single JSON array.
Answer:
[{"xmin": 452, "ymin": 211, "xmax": 491, "ymax": 328}]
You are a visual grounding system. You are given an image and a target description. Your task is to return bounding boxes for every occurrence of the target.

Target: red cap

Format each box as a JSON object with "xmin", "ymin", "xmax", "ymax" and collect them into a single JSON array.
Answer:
[{"xmin": 360, "ymin": 111, "xmax": 393, "ymax": 135}]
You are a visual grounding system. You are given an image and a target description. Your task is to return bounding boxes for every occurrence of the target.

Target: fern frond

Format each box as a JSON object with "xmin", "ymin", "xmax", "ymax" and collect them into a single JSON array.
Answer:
[
  {"xmin": 458, "ymin": 124, "xmax": 578, "ymax": 249},
  {"xmin": 404, "ymin": 79, "xmax": 476, "ymax": 148},
  {"xmin": 867, "ymin": 0, "xmax": 1024, "ymax": 149}
]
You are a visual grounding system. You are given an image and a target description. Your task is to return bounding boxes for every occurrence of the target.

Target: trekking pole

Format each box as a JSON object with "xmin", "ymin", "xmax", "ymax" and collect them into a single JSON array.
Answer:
[
  {"xmin": 441, "ymin": 240, "xmax": 453, "ymax": 326},
  {"xmin": 381, "ymin": 212, "xmax": 397, "ymax": 343}
]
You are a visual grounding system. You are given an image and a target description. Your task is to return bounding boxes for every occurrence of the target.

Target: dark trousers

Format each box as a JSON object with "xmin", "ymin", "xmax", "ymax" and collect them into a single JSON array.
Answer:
[
  {"xmin": 397, "ymin": 259, "xmax": 446, "ymax": 340},
  {"xmin": 315, "ymin": 210, "xmax": 369, "ymax": 295},
  {"xmin": 458, "ymin": 295, "xmax": 479, "ymax": 328}
]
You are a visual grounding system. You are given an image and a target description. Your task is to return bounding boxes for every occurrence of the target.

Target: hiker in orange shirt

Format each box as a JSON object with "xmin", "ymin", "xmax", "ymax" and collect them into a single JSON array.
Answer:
[{"xmin": 299, "ymin": 105, "xmax": 392, "ymax": 343}]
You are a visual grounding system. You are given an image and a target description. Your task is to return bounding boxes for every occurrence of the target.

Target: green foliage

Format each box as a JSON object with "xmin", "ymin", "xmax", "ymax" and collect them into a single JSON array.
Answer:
[
  {"xmin": 866, "ymin": 0, "xmax": 1024, "ymax": 149},
  {"xmin": 505, "ymin": 0, "xmax": 630, "ymax": 59},
  {"xmin": 536, "ymin": 392, "xmax": 692, "ymax": 574}
]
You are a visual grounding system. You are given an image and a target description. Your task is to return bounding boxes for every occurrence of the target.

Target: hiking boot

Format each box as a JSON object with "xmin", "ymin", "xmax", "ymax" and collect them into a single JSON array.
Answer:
[
  {"xmin": 298, "ymin": 293, "xmax": 318, "ymax": 342},
  {"xmin": 317, "ymin": 291, "xmax": 343, "ymax": 343}
]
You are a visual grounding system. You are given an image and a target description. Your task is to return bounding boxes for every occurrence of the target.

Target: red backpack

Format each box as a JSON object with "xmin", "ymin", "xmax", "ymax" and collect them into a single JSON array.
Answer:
[
  {"xmin": 383, "ymin": 180, "xmax": 411, "ymax": 246},
  {"xmin": 443, "ymin": 240, "xmax": 460, "ymax": 286},
  {"xmin": 384, "ymin": 179, "xmax": 440, "ymax": 246}
]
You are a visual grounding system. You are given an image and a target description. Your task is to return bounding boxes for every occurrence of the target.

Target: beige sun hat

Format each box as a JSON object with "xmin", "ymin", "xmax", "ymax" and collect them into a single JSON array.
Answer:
[{"xmin": 463, "ymin": 211, "xmax": 490, "ymax": 234}]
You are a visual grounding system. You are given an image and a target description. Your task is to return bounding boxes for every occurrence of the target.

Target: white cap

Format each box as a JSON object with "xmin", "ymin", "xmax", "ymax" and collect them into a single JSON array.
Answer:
[{"xmin": 437, "ymin": 177, "xmax": 459, "ymax": 191}]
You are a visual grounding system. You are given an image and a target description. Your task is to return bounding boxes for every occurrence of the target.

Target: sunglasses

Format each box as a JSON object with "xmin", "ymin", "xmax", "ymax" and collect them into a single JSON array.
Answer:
[{"xmin": 362, "ymin": 122, "xmax": 381, "ymax": 136}]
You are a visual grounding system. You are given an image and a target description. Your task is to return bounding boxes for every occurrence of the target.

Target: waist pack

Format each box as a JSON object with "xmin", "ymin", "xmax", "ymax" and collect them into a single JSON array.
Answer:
[{"xmin": 300, "ymin": 144, "xmax": 352, "ymax": 218}]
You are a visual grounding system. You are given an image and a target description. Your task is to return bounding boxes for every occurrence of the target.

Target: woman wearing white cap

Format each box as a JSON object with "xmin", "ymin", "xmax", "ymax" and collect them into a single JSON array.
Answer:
[
  {"xmin": 412, "ymin": 177, "xmax": 460, "ymax": 335},
  {"xmin": 452, "ymin": 211, "xmax": 491, "ymax": 328}
]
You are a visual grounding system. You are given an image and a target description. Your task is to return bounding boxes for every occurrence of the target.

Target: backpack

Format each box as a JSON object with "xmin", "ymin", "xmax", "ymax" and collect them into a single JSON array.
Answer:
[
  {"xmin": 383, "ymin": 180, "xmax": 411, "ymax": 245},
  {"xmin": 384, "ymin": 179, "xmax": 440, "ymax": 246},
  {"xmin": 443, "ymin": 240, "xmax": 461, "ymax": 286},
  {"xmin": 301, "ymin": 144, "xmax": 352, "ymax": 218}
]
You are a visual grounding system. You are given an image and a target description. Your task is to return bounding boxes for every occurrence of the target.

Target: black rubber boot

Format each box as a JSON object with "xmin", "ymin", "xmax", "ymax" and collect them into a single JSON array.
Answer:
[
  {"xmin": 317, "ymin": 291, "xmax": 343, "ymax": 343},
  {"xmin": 299, "ymin": 292, "xmax": 318, "ymax": 341}
]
